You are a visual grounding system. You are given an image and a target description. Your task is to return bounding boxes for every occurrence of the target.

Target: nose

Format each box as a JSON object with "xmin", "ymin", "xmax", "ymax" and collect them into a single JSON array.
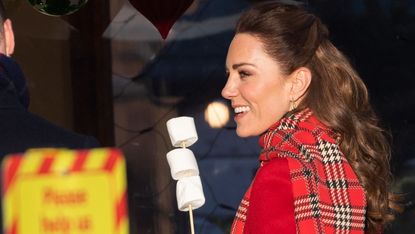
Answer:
[{"xmin": 221, "ymin": 76, "xmax": 238, "ymax": 100}]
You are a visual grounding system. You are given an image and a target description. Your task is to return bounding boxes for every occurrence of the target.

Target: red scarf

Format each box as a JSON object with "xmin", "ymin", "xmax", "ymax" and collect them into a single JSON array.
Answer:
[{"xmin": 231, "ymin": 108, "xmax": 366, "ymax": 234}]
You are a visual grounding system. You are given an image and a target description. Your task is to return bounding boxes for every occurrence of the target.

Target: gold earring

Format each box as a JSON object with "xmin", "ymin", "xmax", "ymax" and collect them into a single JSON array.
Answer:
[{"xmin": 289, "ymin": 98, "xmax": 297, "ymax": 112}]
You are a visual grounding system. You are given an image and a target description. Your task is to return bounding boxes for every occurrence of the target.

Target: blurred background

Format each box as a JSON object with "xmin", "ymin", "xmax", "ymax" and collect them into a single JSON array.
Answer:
[{"xmin": 7, "ymin": 0, "xmax": 415, "ymax": 233}]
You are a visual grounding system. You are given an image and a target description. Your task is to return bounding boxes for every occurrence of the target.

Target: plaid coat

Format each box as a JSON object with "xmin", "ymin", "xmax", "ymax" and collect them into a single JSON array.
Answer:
[{"xmin": 231, "ymin": 108, "xmax": 366, "ymax": 234}]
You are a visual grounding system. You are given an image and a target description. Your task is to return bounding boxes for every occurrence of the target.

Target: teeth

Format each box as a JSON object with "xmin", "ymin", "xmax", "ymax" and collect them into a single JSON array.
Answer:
[{"xmin": 234, "ymin": 106, "xmax": 251, "ymax": 114}]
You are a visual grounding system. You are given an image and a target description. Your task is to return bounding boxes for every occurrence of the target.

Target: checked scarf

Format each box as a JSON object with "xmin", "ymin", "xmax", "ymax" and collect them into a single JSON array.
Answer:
[{"xmin": 231, "ymin": 108, "xmax": 366, "ymax": 234}]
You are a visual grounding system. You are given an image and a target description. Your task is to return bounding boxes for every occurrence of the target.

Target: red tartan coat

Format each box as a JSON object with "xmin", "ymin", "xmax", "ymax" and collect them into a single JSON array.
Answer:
[{"xmin": 231, "ymin": 108, "xmax": 367, "ymax": 234}]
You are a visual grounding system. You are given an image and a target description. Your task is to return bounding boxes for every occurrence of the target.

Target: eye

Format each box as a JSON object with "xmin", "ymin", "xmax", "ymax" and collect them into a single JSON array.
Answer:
[{"xmin": 238, "ymin": 70, "xmax": 251, "ymax": 78}]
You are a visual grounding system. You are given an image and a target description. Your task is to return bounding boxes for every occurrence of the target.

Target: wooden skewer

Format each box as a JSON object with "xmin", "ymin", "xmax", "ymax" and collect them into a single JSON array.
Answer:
[
  {"xmin": 181, "ymin": 141, "xmax": 195, "ymax": 234},
  {"xmin": 189, "ymin": 204, "xmax": 195, "ymax": 234}
]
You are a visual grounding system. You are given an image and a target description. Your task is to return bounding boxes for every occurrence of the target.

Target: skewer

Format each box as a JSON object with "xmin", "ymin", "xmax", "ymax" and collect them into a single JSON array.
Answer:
[{"xmin": 189, "ymin": 204, "xmax": 195, "ymax": 234}]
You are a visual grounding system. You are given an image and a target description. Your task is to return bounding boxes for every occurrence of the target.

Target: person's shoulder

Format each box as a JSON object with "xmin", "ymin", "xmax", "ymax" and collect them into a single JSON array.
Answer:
[
  {"xmin": 27, "ymin": 112, "xmax": 100, "ymax": 148},
  {"xmin": 0, "ymin": 108, "xmax": 100, "ymax": 156}
]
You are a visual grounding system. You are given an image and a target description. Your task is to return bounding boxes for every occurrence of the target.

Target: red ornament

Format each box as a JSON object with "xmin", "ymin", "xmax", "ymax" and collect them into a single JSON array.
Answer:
[{"xmin": 128, "ymin": 0, "xmax": 194, "ymax": 39}]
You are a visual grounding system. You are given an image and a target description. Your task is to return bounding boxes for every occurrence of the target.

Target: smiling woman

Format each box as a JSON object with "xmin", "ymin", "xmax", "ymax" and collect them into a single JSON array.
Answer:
[{"xmin": 222, "ymin": 2, "xmax": 401, "ymax": 234}]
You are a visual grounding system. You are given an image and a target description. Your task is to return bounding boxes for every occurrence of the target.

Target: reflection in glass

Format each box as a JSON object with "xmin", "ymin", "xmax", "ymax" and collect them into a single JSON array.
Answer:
[{"xmin": 28, "ymin": 0, "xmax": 88, "ymax": 16}]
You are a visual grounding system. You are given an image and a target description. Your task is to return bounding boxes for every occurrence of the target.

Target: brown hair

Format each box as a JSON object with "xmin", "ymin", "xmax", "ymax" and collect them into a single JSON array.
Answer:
[{"xmin": 236, "ymin": 2, "xmax": 401, "ymax": 233}]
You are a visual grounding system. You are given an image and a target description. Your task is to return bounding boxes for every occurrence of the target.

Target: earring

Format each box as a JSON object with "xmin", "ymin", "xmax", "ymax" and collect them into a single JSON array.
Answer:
[{"xmin": 289, "ymin": 97, "xmax": 297, "ymax": 112}]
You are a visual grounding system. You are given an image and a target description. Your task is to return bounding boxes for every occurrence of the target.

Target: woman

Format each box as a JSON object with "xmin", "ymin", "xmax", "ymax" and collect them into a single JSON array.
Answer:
[{"xmin": 222, "ymin": 2, "xmax": 400, "ymax": 234}]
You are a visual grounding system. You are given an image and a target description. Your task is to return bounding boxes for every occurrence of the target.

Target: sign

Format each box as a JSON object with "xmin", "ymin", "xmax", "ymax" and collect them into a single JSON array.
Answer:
[{"xmin": 2, "ymin": 148, "xmax": 129, "ymax": 234}]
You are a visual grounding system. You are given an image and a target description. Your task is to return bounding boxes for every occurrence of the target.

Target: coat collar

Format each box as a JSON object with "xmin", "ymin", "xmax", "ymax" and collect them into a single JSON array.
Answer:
[
  {"xmin": 258, "ymin": 108, "xmax": 313, "ymax": 148},
  {"xmin": 258, "ymin": 108, "xmax": 339, "ymax": 162}
]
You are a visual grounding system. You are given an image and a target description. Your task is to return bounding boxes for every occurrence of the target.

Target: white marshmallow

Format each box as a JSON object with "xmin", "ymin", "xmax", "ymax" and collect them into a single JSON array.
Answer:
[
  {"xmin": 166, "ymin": 117, "xmax": 198, "ymax": 147},
  {"xmin": 166, "ymin": 148, "xmax": 199, "ymax": 180},
  {"xmin": 176, "ymin": 176, "xmax": 205, "ymax": 211}
]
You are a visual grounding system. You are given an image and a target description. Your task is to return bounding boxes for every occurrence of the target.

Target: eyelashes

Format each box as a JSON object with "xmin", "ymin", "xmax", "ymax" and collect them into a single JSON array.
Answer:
[
  {"xmin": 239, "ymin": 70, "xmax": 251, "ymax": 78},
  {"xmin": 225, "ymin": 69, "xmax": 252, "ymax": 79}
]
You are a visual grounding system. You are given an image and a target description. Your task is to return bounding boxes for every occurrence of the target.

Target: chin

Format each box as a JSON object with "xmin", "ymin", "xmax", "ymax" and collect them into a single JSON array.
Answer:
[{"xmin": 236, "ymin": 128, "xmax": 255, "ymax": 138}]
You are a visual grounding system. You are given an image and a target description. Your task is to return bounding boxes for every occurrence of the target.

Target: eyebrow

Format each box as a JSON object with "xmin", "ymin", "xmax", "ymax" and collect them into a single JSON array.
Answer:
[{"xmin": 227, "ymin": 63, "xmax": 256, "ymax": 70}]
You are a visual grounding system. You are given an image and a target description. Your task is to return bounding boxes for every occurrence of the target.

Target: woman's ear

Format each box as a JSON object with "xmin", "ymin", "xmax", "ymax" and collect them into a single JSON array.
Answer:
[
  {"xmin": 3, "ymin": 19, "xmax": 15, "ymax": 56},
  {"xmin": 288, "ymin": 67, "xmax": 312, "ymax": 101}
]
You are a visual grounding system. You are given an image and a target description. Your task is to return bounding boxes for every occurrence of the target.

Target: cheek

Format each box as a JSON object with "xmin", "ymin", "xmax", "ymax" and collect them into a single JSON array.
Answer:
[
  {"xmin": 259, "ymin": 83, "xmax": 289, "ymax": 114},
  {"xmin": 239, "ymin": 83, "xmax": 263, "ymax": 104}
]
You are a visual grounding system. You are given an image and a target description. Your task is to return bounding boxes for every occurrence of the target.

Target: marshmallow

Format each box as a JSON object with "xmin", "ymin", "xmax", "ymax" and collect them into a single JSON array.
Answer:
[
  {"xmin": 166, "ymin": 117, "xmax": 198, "ymax": 147},
  {"xmin": 176, "ymin": 176, "xmax": 205, "ymax": 211},
  {"xmin": 166, "ymin": 148, "xmax": 199, "ymax": 180}
]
